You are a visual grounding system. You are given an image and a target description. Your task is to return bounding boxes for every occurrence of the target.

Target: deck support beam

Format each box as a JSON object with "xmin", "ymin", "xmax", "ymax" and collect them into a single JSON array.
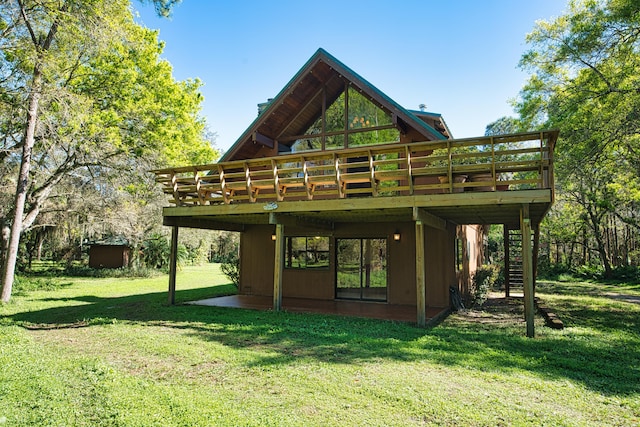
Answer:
[
  {"xmin": 269, "ymin": 212, "xmax": 334, "ymax": 231},
  {"xmin": 273, "ymin": 223, "xmax": 284, "ymax": 311},
  {"xmin": 415, "ymin": 220, "xmax": 426, "ymax": 327},
  {"xmin": 520, "ymin": 204, "xmax": 535, "ymax": 338},
  {"xmin": 412, "ymin": 207, "xmax": 447, "ymax": 231},
  {"xmin": 168, "ymin": 225, "xmax": 179, "ymax": 305}
]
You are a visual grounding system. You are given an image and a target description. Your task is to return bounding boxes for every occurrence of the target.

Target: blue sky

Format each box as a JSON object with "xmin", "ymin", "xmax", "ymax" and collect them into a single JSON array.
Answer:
[{"xmin": 135, "ymin": 1, "xmax": 567, "ymax": 153}]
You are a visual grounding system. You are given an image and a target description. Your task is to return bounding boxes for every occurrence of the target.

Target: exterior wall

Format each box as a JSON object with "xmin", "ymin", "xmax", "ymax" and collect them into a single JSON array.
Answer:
[
  {"xmin": 238, "ymin": 226, "xmax": 275, "ymax": 295},
  {"xmin": 425, "ymin": 224, "xmax": 457, "ymax": 308},
  {"xmin": 89, "ymin": 245, "xmax": 130, "ymax": 269},
  {"xmin": 238, "ymin": 221, "xmax": 459, "ymax": 310},
  {"xmin": 456, "ymin": 224, "xmax": 487, "ymax": 298}
]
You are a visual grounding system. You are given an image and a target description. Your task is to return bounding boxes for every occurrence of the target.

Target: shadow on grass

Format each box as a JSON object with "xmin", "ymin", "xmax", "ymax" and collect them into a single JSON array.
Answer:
[{"xmin": 5, "ymin": 281, "xmax": 640, "ymax": 397}]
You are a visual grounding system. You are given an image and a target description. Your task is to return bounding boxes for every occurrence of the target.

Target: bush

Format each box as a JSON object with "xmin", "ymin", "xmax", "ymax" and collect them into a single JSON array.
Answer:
[
  {"xmin": 220, "ymin": 252, "xmax": 239, "ymax": 288},
  {"xmin": 471, "ymin": 264, "xmax": 500, "ymax": 306},
  {"xmin": 63, "ymin": 264, "xmax": 158, "ymax": 278}
]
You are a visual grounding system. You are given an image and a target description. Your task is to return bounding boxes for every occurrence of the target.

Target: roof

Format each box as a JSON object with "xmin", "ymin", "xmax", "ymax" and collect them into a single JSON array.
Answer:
[
  {"xmin": 407, "ymin": 110, "xmax": 453, "ymax": 139},
  {"xmin": 221, "ymin": 48, "xmax": 450, "ymax": 161},
  {"xmin": 90, "ymin": 236, "xmax": 130, "ymax": 246}
]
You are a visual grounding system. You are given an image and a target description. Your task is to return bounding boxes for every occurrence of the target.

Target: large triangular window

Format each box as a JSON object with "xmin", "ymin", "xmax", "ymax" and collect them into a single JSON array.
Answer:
[{"xmin": 287, "ymin": 84, "xmax": 400, "ymax": 153}]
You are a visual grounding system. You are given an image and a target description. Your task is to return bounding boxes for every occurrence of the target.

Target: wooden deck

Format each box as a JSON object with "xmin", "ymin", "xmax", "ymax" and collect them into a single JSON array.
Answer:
[
  {"xmin": 152, "ymin": 130, "xmax": 557, "ymax": 208},
  {"xmin": 187, "ymin": 295, "xmax": 448, "ymax": 324}
]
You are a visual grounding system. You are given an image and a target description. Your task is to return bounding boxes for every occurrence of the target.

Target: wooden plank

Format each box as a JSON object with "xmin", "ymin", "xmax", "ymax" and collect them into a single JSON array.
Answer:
[
  {"xmin": 268, "ymin": 212, "xmax": 334, "ymax": 231},
  {"xmin": 163, "ymin": 216, "xmax": 245, "ymax": 232},
  {"xmin": 168, "ymin": 226, "xmax": 179, "ymax": 305},
  {"xmin": 273, "ymin": 223, "xmax": 284, "ymax": 311},
  {"xmin": 253, "ymin": 131, "xmax": 274, "ymax": 148},
  {"xmin": 412, "ymin": 207, "xmax": 447, "ymax": 231},
  {"xmin": 415, "ymin": 220, "xmax": 426, "ymax": 327},
  {"xmin": 521, "ymin": 204, "xmax": 535, "ymax": 338},
  {"xmin": 162, "ymin": 189, "xmax": 553, "ymax": 218}
]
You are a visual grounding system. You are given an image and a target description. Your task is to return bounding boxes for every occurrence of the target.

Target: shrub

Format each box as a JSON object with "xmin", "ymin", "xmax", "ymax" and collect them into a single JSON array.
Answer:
[
  {"xmin": 471, "ymin": 264, "xmax": 500, "ymax": 306},
  {"xmin": 220, "ymin": 252, "xmax": 239, "ymax": 288},
  {"xmin": 63, "ymin": 265, "xmax": 158, "ymax": 278}
]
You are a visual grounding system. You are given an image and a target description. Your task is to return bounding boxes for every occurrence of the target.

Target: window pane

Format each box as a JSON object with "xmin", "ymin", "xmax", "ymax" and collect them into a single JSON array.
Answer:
[
  {"xmin": 348, "ymin": 128, "xmax": 400, "ymax": 147},
  {"xmin": 306, "ymin": 236, "xmax": 329, "ymax": 268},
  {"xmin": 303, "ymin": 116, "xmax": 323, "ymax": 135},
  {"xmin": 325, "ymin": 92, "xmax": 345, "ymax": 132},
  {"xmin": 292, "ymin": 137, "xmax": 321, "ymax": 153},
  {"xmin": 348, "ymin": 87, "xmax": 393, "ymax": 129},
  {"xmin": 285, "ymin": 237, "xmax": 330, "ymax": 269},
  {"xmin": 325, "ymin": 134, "xmax": 344, "ymax": 150}
]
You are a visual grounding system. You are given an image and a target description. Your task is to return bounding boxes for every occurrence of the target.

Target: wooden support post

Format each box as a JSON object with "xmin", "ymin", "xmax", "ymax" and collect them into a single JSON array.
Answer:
[
  {"xmin": 504, "ymin": 225, "xmax": 510, "ymax": 298},
  {"xmin": 415, "ymin": 220, "xmax": 426, "ymax": 327},
  {"xmin": 521, "ymin": 205, "xmax": 535, "ymax": 338},
  {"xmin": 533, "ymin": 225, "xmax": 540, "ymax": 292},
  {"xmin": 273, "ymin": 223, "xmax": 284, "ymax": 311},
  {"xmin": 168, "ymin": 225, "xmax": 179, "ymax": 305}
]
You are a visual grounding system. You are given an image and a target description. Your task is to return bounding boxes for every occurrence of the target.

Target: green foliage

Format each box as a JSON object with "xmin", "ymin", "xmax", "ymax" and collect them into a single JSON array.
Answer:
[
  {"xmin": 471, "ymin": 264, "xmax": 500, "ymax": 306},
  {"xmin": 484, "ymin": 116, "xmax": 523, "ymax": 136},
  {"xmin": 0, "ymin": 0, "xmax": 218, "ymax": 302},
  {"xmin": 141, "ymin": 233, "xmax": 170, "ymax": 269},
  {"xmin": 516, "ymin": 0, "xmax": 640, "ymax": 276},
  {"xmin": 63, "ymin": 265, "xmax": 159, "ymax": 279},
  {"xmin": 220, "ymin": 252, "xmax": 239, "ymax": 287},
  {"xmin": 11, "ymin": 276, "xmax": 70, "ymax": 297}
]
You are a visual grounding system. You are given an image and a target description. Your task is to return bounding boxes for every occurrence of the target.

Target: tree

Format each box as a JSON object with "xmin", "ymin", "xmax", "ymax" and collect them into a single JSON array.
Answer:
[
  {"xmin": 484, "ymin": 116, "xmax": 522, "ymax": 136},
  {"xmin": 516, "ymin": 0, "xmax": 640, "ymax": 277},
  {"xmin": 1, "ymin": 0, "xmax": 216, "ymax": 301}
]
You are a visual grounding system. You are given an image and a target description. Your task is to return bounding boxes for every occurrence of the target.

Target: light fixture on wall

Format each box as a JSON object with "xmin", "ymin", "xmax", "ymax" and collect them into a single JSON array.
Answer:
[
  {"xmin": 271, "ymin": 234, "xmax": 277, "ymax": 241},
  {"xmin": 393, "ymin": 230, "xmax": 401, "ymax": 241}
]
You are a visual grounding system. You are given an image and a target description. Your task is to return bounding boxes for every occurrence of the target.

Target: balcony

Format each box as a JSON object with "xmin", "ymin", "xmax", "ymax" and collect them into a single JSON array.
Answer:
[{"xmin": 152, "ymin": 131, "xmax": 557, "ymax": 222}]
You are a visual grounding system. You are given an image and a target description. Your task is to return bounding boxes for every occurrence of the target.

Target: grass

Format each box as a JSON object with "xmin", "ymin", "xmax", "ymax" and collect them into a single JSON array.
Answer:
[{"xmin": 1, "ymin": 264, "xmax": 639, "ymax": 426}]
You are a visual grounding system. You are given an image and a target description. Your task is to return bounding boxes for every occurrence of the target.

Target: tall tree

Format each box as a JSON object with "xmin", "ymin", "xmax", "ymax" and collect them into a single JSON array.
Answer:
[
  {"xmin": 516, "ymin": 0, "xmax": 640, "ymax": 276},
  {"xmin": 0, "ymin": 0, "xmax": 215, "ymax": 301}
]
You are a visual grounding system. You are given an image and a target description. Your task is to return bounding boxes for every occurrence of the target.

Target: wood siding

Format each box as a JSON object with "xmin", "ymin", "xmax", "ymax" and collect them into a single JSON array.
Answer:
[{"xmin": 239, "ymin": 222, "xmax": 459, "ymax": 309}]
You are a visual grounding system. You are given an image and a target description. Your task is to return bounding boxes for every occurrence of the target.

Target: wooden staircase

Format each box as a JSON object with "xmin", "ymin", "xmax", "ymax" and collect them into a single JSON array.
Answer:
[{"xmin": 505, "ymin": 227, "xmax": 536, "ymax": 297}]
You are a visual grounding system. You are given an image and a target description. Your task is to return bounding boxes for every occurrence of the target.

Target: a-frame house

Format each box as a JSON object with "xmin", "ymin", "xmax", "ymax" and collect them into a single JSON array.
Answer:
[{"xmin": 153, "ymin": 48, "xmax": 557, "ymax": 335}]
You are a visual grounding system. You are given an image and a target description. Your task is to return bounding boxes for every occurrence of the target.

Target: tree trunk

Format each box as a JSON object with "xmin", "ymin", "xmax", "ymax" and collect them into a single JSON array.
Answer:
[
  {"xmin": 587, "ymin": 209, "xmax": 613, "ymax": 278},
  {"xmin": 0, "ymin": 223, "xmax": 9, "ymax": 281},
  {"xmin": 37, "ymin": 231, "xmax": 44, "ymax": 261},
  {"xmin": 1, "ymin": 3, "xmax": 61, "ymax": 302},
  {"xmin": 1, "ymin": 71, "xmax": 42, "ymax": 302}
]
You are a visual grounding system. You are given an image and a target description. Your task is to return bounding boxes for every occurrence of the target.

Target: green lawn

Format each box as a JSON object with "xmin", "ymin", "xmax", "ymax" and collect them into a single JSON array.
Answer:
[{"xmin": 1, "ymin": 264, "xmax": 639, "ymax": 426}]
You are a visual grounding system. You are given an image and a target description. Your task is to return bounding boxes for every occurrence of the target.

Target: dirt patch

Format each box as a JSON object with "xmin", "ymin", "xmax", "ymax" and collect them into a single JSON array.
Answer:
[
  {"xmin": 603, "ymin": 293, "xmax": 640, "ymax": 305},
  {"xmin": 454, "ymin": 296, "xmax": 526, "ymax": 326}
]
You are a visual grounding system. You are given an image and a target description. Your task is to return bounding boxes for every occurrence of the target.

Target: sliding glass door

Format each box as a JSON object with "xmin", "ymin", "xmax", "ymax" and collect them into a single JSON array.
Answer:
[{"xmin": 336, "ymin": 238, "xmax": 387, "ymax": 301}]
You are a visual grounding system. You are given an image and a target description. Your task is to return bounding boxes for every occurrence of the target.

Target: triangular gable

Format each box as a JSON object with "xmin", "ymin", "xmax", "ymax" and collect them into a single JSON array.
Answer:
[
  {"xmin": 409, "ymin": 110, "xmax": 453, "ymax": 139},
  {"xmin": 222, "ymin": 48, "xmax": 448, "ymax": 161}
]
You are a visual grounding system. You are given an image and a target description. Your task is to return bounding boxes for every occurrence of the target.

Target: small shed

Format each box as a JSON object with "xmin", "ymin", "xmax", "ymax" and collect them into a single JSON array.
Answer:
[{"xmin": 89, "ymin": 237, "xmax": 131, "ymax": 269}]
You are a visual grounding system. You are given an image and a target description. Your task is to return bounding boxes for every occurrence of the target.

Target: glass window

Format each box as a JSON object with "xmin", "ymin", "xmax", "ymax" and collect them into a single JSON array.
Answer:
[
  {"xmin": 292, "ymin": 137, "xmax": 321, "ymax": 153},
  {"xmin": 325, "ymin": 91, "xmax": 345, "ymax": 132},
  {"xmin": 348, "ymin": 128, "xmax": 400, "ymax": 147},
  {"xmin": 285, "ymin": 237, "xmax": 330, "ymax": 269},
  {"xmin": 348, "ymin": 87, "xmax": 393, "ymax": 129},
  {"xmin": 325, "ymin": 134, "xmax": 344, "ymax": 150}
]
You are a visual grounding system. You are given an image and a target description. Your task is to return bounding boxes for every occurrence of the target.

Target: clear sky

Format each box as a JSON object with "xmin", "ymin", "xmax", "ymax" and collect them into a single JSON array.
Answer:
[{"xmin": 135, "ymin": 1, "xmax": 567, "ymax": 152}]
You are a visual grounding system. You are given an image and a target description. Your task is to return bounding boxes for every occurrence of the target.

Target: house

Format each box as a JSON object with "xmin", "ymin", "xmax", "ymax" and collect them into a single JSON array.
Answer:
[
  {"xmin": 89, "ymin": 237, "xmax": 131, "ymax": 269},
  {"xmin": 152, "ymin": 49, "xmax": 557, "ymax": 336}
]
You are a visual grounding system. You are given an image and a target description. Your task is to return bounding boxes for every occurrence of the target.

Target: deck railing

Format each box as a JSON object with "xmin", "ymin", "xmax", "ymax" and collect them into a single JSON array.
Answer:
[{"xmin": 152, "ymin": 131, "xmax": 556, "ymax": 206}]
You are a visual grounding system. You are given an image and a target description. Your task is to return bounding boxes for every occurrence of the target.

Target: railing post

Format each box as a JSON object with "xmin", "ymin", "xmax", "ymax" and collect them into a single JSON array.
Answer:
[
  {"xmin": 406, "ymin": 146, "xmax": 413, "ymax": 195},
  {"xmin": 447, "ymin": 140, "xmax": 453, "ymax": 193},
  {"xmin": 491, "ymin": 136, "xmax": 496, "ymax": 190}
]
